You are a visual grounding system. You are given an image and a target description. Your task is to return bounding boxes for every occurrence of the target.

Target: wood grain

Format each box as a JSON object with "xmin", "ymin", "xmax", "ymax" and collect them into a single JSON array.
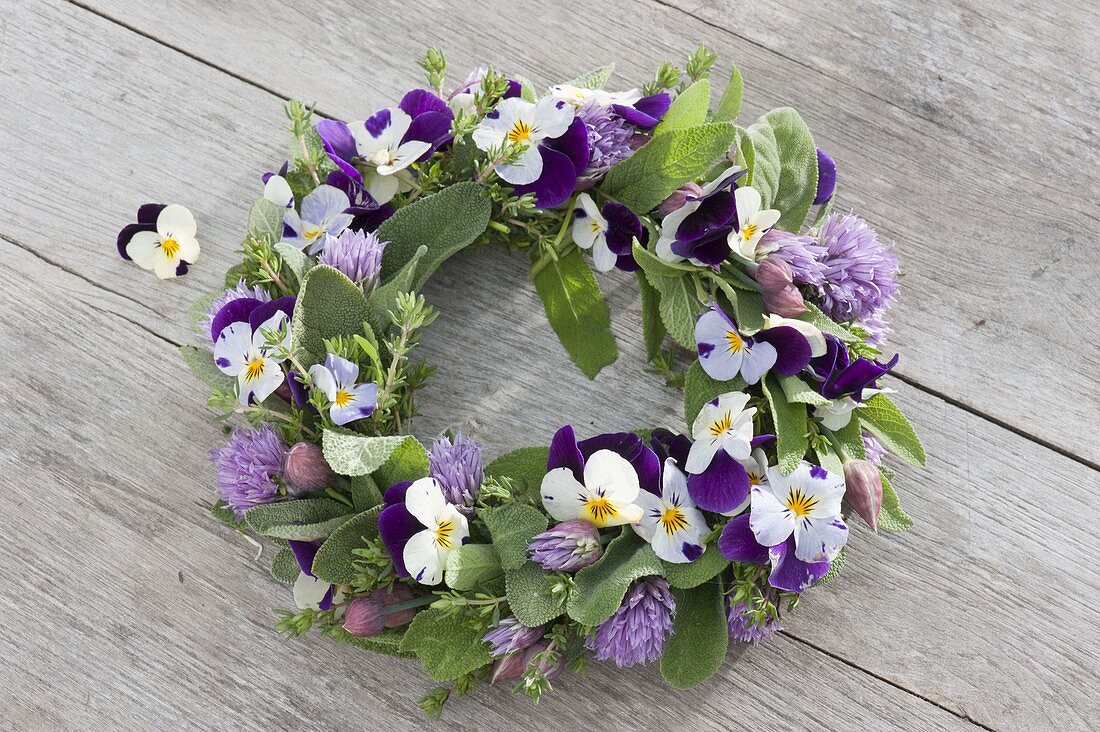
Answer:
[
  {"xmin": 67, "ymin": 0, "xmax": 1100, "ymax": 463},
  {"xmin": 0, "ymin": 0, "xmax": 1096, "ymax": 730}
]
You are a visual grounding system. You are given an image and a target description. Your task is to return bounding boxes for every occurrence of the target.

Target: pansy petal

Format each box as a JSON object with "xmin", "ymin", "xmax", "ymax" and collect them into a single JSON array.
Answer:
[
  {"xmin": 814, "ymin": 148, "xmax": 836, "ymax": 205},
  {"xmin": 125, "ymin": 230, "xmax": 162, "ymax": 269},
  {"xmin": 540, "ymin": 467, "xmax": 588, "ymax": 522},
  {"xmin": 755, "ymin": 325, "xmax": 813, "ymax": 375},
  {"xmin": 497, "ymin": 143, "xmax": 544, "ymax": 186},
  {"xmin": 591, "ymin": 242, "xmax": 617, "ymax": 272},
  {"xmin": 403, "ymin": 529, "xmax": 445, "ymax": 585},
  {"xmin": 734, "ymin": 186, "xmax": 762, "ymax": 226},
  {"xmin": 308, "ymin": 364, "xmax": 338, "ymax": 401},
  {"xmin": 403, "ymin": 111, "xmax": 453, "ymax": 157},
  {"xmin": 532, "ymin": 97, "xmax": 574, "ymax": 139},
  {"xmin": 687, "ymin": 450, "xmax": 750, "ymax": 513},
  {"xmin": 300, "ymin": 185, "xmax": 351, "ymax": 228},
  {"xmin": 366, "ymin": 170, "xmax": 401, "ymax": 205},
  {"xmin": 263, "ymin": 174, "xmax": 294, "ymax": 208},
  {"xmin": 544, "ymin": 116, "xmax": 590, "ymax": 174},
  {"xmin": 514, "ymin": 147, "xmax": 577, "ymax": 208},
  {"xmin": 156, "ymin": 204, "xmax": 197, "ymax": 240},
  {"xmin": 404, "ymin": 477, "xmax": 447, "ymax": 527},
  {"xmin": 547, "ymin": 425, "xmax": 585, "ymax": 479},
  {"xmin": 293, "ymin": 572, "xmax": 332, "ymax": 610},
  {"xmin": 323, "ymin": 354, "xmax": 359, "ymax": 388},
  {"xmin": 718, "ymin": 513, "xmax": 769, "ymax": 564},
  {"xmin": 383, "ymin": 481, "xmax": 412, "ymax": 506},
  {"xmin": 578, "ymin": 432, "xmax": 660, "ymax": 495},
  {"xmin": 739, "ymin": 340, "xmax": 778, "ymax": 385},
  {"xmin": 795, "ymin": 516, "xmax": 849, "ymax": 563},
  {"xmin": 316, "ymin": 119, "xmax": 362, "ymax": 181},
  {"xmin": 245, "ymin": 359, "xmax": 285, "ymax": 404},
  {"xmin": 582, "ymin": 449, "xmax": 640, "ymax": 504},
  {"xmin": 677, "ymin": 191, "xmax": 735, "ymax": 243},
  {"xmin": 117, "ymin": 223, "xmax": 155, "ymax": 260},
  {"xmin": 248, "ymin": 296, "xmax": 295, "ymax": 335},
  {"xmin": 685, "ymin": 437, "xmax": 721, "ymax": 474},
  {"xmin": 287, "ymin": 539, "xmax": 321, "ymax": 576},
  {"xmin": 768, "ymin": 537, "xmax": 830, "ymax": 593},
  {"xmin": 378, "ymin": 502, "xmax": 423, "ymax": 577},
  {"xmin": 212, "ymin": 321, "xmax": 254, "ymax": 375},
  {"xmin": 330, "ymin": 383, "xmax": 378, "ymax": 425},
  {"xmin": 749, "ymin": 485, "xmax": 796, "ymax": 547}
]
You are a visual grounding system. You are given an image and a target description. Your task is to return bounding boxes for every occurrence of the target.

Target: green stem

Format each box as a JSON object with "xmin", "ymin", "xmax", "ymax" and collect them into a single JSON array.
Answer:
[
  {"xmin": 721, "ymin": 261, "xmax": 762, "ymax": 291},
  {"xmin": 384, "ymin": 593, "xmax": 439, "ymax": 614},
  {"xmin": 819, "ymin": 425, "xmax": 851, "ymax": 462},
  {"xmin": 529, "ymin": 201, "xmax": 578, "ymax": 280},
  {"xmin": 325, "ymin": 487, "xmax": 354, "ymax": 508}
]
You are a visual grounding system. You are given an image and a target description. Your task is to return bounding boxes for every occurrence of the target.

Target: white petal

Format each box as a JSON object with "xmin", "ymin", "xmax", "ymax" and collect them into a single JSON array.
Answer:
[
  {"xmin": 253, "ymin": 312, "xmax": 291, "ymax": 355},
  {"xmin": 293, "ymin": 572, "xmax": 331, "ymax": 610},
  {"xmin": 471, "ymin": 125, "xmax": 505, "ymax": 151},
  {"xmin": 264, "ymin": 174, "xmax": 294, "ymax": 208},
  {"xmin": 591, "ymin": 241, "xmax": 617, "ymax": 272},
  {"xmin": 280, "ymin": 209, "xmax": 306, "ymax": 249},
  {"xmin": 403, "ymin": 529, "xmax": 445, "ymax": 586},
  {"xmin": 156, "ymin": 204, "xmax": 197, "ymax": 240},
  {"xmin": 752, "ymin": 208, "xmax": 782, "ymax": 232},
  {"xmin": 213, "ymin": 322, "xmax": 253, "ymax": 375},
  {"xmin": 685, "ymin": 438, "xmax": 720, "ymax": 474},
  {"xmin": 241, "ymin": 358, "xmax": 284, "ymax": 404},
  {"xmin": 633, "ymin": 489, "xmax": 665, "ymax": 536},
  {"xmin": 749, "ymin": 486, "xmax": 795, "ymax": 547},
  {"xmin": 175, "ymin": 235, "xmax": 200, "ymax": 263},
  {"xmin": 365, "ymin": 170, "xmax": 400, "ymax": 205},
  {"xmin": 532, "ymin": 97, "xmax": 574, "ymax": 139},
  {"xmin": 125, "ymin": 230, "xmax": 162, "ymax": 269},
  {"xmin": 715, "ymin": 391, "xmax": 752, "ymax": 417},
  {"xmin": 814, "ymin": 399, "xmax": 858, "ymax": 431},
  {"xmin": 720, "ymin": 407, "xmax": 757, "ymax": 460},
  {"xmin": 353, "ymin": 108, "xmax": 413, "ymax": 155},
  {"xmin": 377, "ymin": 140, "xmax": 431, "ymax": 175},
  {"xmin": 540, "ymin": 467, "xmax": 588, "ymax": 521},
  {"xmin": 300, "ymin": 185, "xmax": 350, "ymax": 229},
  {"xmin": 734, "ymin": 186, "xmax": 762, "ymax": 226},
  {"xmin": 661, "ymin": 459, "xmax": 692, "ymax": 506},
  {"xmin": 764, "ymin": 315, "xmax": 827, "ymax": 358},
  {"xmin": 438, "ymin": 504, "xmax": 470, "ymax": 546},
  {"xmin": 496, "ymin": 144, "xmax": 544, "ymax": 185},
  {"xmin": 739, "ymin": 341, "xmax": 777, "ymax": 385},
  {"xmin": 795, "ymin": 516, "xmax": 848, "ymax": 563},
  {"xmin": 308, "ymin": 364, "xmax": 338, "ymax": 401},
  {"xmin": 699, "ymin": 166, "xmax": 743, "ymax": 196},
  {"xmin": 583, "ymin": 450, "xmax": 640, "ymax": 504},
  {"xmin": 482, "ymin": 97, "xmax": 532, "ymax": 135},
  {"xmin": 153, "ymin": 253, "xmax": 179, "ymax": 279},
  {"xmin": 404, "ymin": 477, "xmax": 447, "ymax": 528}
]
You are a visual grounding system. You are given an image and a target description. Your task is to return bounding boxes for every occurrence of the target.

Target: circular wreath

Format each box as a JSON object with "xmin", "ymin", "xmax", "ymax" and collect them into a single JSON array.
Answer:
[{"xmin": 120, "ymin": 48, "xmax": 925, "ymax": 716}]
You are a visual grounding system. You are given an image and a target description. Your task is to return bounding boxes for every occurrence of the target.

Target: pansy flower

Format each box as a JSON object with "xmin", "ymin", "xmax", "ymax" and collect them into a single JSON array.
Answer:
[
  {"xmin": 281, "ymin": 184, "xmax": 353, "ymax": 253},
  {"xmin": 447, "ymin": 65, "xmax": 522, "ymax": 113},
  {"xmin": 719, "ymin": 461, "xmax": 848, "ymax": 593},
  {"xmin": 539, "ymin": 426, "xmax": 658, "ymax": 528},
  {"xmin": 695, "ymin": 306, "xmax": 819, "ymax": 385},
  {"xmin": 634, "ymin": 458, "xmax": 709, "ymax": 563},
  {"xmin": 117, "ymin": 203, "xmax": 199, "ymax": 279},
  {"xmin": 212, "ymin": 297, "xmax": 295, "ymax": 405},
  {"xmin": 308, "ymin": 354, "xmax": 378, "ymax": 425},
  {"xmin": 809, "ymin": 334, "xmax": 899, "ymax": 429},
  {"xmin": 549, "ymin": 84, "xmax": 671, "ymax": 129},
  {"xmin": 721, "ymin": 447, "xmax": 772, "ymax": 517},
  {"xmin": 262, "ymin": 163, "xmax": 293, "ymax": 208},
  {"xmin": 287, "ymin": 539, "xmax": 342, "ymax": 611},
  {"xmin": 317, "ymin": 90, "xmax": 454, "ymax": 205},
  {"xmin": 683, "ymin": 392, "xmax": 759, "ymax": 513},
  {"xmin": 472, "ymin": 97, "xmax": 590, "ymax": 208},
  {"xmin": 572, "ymin": 192, "xmax": 648, "ymax": 272},
  {"xmin": 728, "ymin": 186, "xmax": 782, "ymax": 261},
  {"xmin": 377, "ymin": 477, "xmax": 469, "ymax": 586},
  {"xmin": 655, "ymin": 167, "xmax": 746, "ymax": 266},
  {"xmin": 652, "ymin": 426, "xmax": 772, "ymax": 516}
]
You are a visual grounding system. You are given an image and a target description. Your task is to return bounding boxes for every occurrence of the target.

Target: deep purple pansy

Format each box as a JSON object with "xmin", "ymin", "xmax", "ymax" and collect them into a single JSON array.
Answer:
[
  {"xmin": 810, "ymin": 334, "xmax": 899, "ymax": 401},
  {"xmin": 655, "ymin": 167, "xmax": 747, "ymax": 266},
  {"xmin": 287, "ymin": 539, "xmax": 336, "ymax": 610}
]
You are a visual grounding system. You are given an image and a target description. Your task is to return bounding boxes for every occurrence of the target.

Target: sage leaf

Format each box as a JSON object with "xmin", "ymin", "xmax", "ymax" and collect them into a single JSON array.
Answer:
[
  {"xmin": 247, "ymin": 197, "xmax": 285, "ymax": 245},
  {"xmin": 311, "ymin": 505, "xmax": 382, "ymax": 585},
  {"xmin": 660, "ymin": 581, "xmax": 728, "ymax": 689},
  {"xmin": 322, "ymin": 429, "xmax": 419, "ymax": 477},
  {"xmin": 399, "ymin": 608, "xmax": 492, "ymax": 681},
  {"xmin": 713, "ymin": 66, "xmax": 744, "ymax": 123},
  {"xmin": 662, "ymin": 544, "xmax": 729, "ymax": 589},
  {"xmin": 654, "ymin": 79, "xmax": 711, "ymax": 134},
  {"xmin": 567, "ymin": 531, "xmax": 663, "ymax": 626},
  {"xmin": 504, "ymin": 562, "xmax": 567, "ymax": 627},
  {"xmin": 858, "ymin": 394, "xmax": 926, "ymax": 467},
  {"xmin": 290, "ymin": 264, "xmax": 374, "ymax": 366},
  {"xmin": 762, "ymin": 373, "xmax": 809, "ymax": 474},
  {"xmin": 444, "ymin": 544, "xmax": 503, "ymax": 590},
  {"xmin": 479, "ymin": 504, "xmax": 548, "ymax": 571}
]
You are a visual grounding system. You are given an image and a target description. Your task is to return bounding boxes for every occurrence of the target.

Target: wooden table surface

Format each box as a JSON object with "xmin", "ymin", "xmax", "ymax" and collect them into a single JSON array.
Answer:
[{"xmin": 2, "ymin": 1, "xmax": 1097, "ymax": 729}]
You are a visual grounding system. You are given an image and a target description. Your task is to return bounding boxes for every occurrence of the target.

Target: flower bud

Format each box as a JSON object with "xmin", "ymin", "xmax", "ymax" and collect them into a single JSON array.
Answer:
[
  {"xmin": 343, "ymin": 597, "xmax": 386, "ymax": 637},
  {"xmin": 369, "ymin": 583, "xmax": 416, "ymax": 628},
  {"xmin": 763, "ymin": 284, "xmax": 809, "ymax": 318},
  {"xmin": 521, "ymin": 641, "xmax": 563, "ymax": 682},
  {"xmin": 755, "ymin": 256, "xmax": 794, "ymax": 291},
  {"xmin": 483, "ymin": 617, "xmax": 545, "ymax": 657},
  {"xmin": 489, "ymin": 652, "xmax": 527, "ymax": 684},
  {"xmin": 756, "ymin": 257, "xmax": 808, "ymax": 317},
  {"xmin": 843, "ymin": 460, "xmax": 883, "ymax": 533},
  {"xmin": 657, "ymin": 182, "xmax": 703, "ymax": 218},
  {"xmin": 528, "ymin": 519, "xmax": 603, "ymax": 573},
  {"xmin": 283, "ymin": 442, "xmax": 336, "ymax": 494}
]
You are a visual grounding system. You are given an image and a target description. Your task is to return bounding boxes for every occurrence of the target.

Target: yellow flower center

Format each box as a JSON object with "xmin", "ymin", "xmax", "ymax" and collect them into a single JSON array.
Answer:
[
  {"xmin": 583, "ymin": 496, "xmax": 618, "ymax": 525},
  {"xmin": 507, "ymin": 119, "xmax": 533, "ymax": 144},
  {"xmin": 784, "ymin": 487, "xmax": 818, "ymax": 518},
  {"xmin": 161, "ymin": 237, "xmax": 180, "ymax": 259},
  {"xmin": 660, "ymin": 507, "xmax": 688, "ymax": 536},
  {"xmin": 709, "ymin": 412, "xmax": 733, "ymax": 437},
  {"xmin": 334, "ymin": 389, "xmax": 353, "ymax": 408},
  {"xmin": 748, "ymin": 471, "xmax": 762, "ymax": 486},
  {"xmin": 370, "ymin": 149, "xmax": 395, "ymax": 167},
  {"xmin": 589, "ymin": 220, "xmax": 603, "ymax": 233},
  {"xmin": 725, "ymin": 330, "xmax": 744, "ymax": 354},
  {"xmin": 304, "ymin": 227, "xmax": 322, "ymax": 241},
  {"xmin": 243, "ymin": 357, "xmax": 265, "ymax": 382},
  {"xmin": 434, "ymin": 519, "xmax": 454, "ymax": 549},
  {"xmin": 740, "ymin": 223, "xmax": 759, "ymax": 241}
]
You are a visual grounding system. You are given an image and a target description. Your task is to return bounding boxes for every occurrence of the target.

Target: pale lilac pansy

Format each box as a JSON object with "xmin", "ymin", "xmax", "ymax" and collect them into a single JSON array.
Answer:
[
  {"xmin": 307, "ymin": 354, "xmax": 378, "ymax": 426},
  {"xmin": 281, "ymin": 184, "xmax": 353, "ymax": 253}
]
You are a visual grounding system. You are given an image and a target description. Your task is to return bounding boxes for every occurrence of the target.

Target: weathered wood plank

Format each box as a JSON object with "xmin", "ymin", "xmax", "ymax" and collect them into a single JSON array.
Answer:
[
  {"xmin": 0, "ymin": 235, "xmax": 981, "ymax": 732},
  {"xmin": 67, "ymin": 0, "xmax": 1100, "ymax": 462}
]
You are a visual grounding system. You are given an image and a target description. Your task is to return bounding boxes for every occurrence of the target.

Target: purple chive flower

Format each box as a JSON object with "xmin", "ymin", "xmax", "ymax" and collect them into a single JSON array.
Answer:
[
  {"xmin": 318, "ymin": 229, "xmax": 387, "ymax": 291},
  {"xmin": 528, "ymin": 518, "xmax": 603, "ymax": 572},
  {"xmin": 863, "ymin": 432, "xmax": 886, "ymax": 465},
  {"xmin": 484, "ymin": 617, "xmax": 545, "ymax": 658},
  {"xmin": 758, "ymin": 229, "xmax": 827, "ymax": 287},
  {"xmin": 586, "ymin": 576, "xmax": 675, "ymax": 667},
  {"xmin": 428, "ymin": 433, "xmax": 483, "ymax": 509},
  {"xmin": 815, "ymin": 213, "xmax": 899, "ymax": 335},
  {"xmin": 209, "ymin": 424, "xmax": 287, "ymax": 518},
  {"xmin": 198, "ymin": 279, "xmax": 272, "ymax": 343},
  {"xmin": 727, "ymin": 599, "xmax": 782, "ymax": 645},
  {"xmin": 575, "ymin": 100, "xmax": 636, "ymax": 178},
  {"xmin": 655, "ymin": 167, "xmax": 747, "ymax": 265}
]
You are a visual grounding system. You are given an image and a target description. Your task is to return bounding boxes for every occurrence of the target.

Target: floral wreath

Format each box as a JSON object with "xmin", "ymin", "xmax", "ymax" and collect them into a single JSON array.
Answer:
[{"xmin": 118, "ymin": 47, "xmax": 925, "ymax": 716}]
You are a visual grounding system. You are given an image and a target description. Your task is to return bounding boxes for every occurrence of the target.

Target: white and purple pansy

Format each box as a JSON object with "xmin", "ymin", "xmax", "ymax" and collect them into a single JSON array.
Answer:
[
  {"xmin": 211, "ymin": 296, "xmax": 295, "ymax": 405},
  {"xmin": 809, "ymin": 334, "xmax": 899, "ymax": 429},
  {"xmin": 548, "ymin": 84, "xmax": 672, "ymax": 130},
  {"xmin": 539, "ymin": 426, "xmax": 659, "ymax": 528},
  {"xmin": 571, "ymin": 192, "xmax": 648, "ymax": 272},
  {"xmin": 683, "ymin": 392, "xmax": 764, "ymax": 513},
  {"xmin": 633, "ymin": 458, "xmax": 709, "ymax": 563},
  {"xmin": 316, "ymin": 90, "xmax": 454, "ymax": 205},
  {"xmin": 472, "ymin": 97, "xmax": 591, "ymax": 208},
  {"xmin": 655, "ymin": 166, "xmax": 746, "ymax": 266},
  {"xmin": 117, "ymin": 203, "xmax": 200, "ymax": 279},
  {"xmin": 287, "ymin": 539, "xmax": 343, "ymax": 611},
  {"xmin": 376, "ymin": 478, "xmax": 469, "ymax": 586},
  {"xmin": 262, "ymin": 162, "xmax": 293, "ymax": 208},
  {"xmin": 280, "ymin": 184, "xmax": 353, "ymax": 253},
  {"xmin": 448, "ymin": 65, "xmax": 522, "ymax": 113},
  {"xmin": 719, "ymin": 461, "xmax": 848, "ymax": 593},
  {"xmin": 695, "ymin": 305, "xmax": 820, "ymax": 385},
  {"xmin": 307, "ymin": 354, "xmax": 378, "ymax": 426},
  {"xmin": 728, "ymin": 185, "xmax": 782, "ymax": 261}
]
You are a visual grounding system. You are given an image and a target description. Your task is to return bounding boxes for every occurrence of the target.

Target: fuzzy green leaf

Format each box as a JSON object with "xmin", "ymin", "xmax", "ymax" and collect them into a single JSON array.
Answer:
[
  {"xmin": 485, "ymin": 447, "xmax": 550, "ymax": 500},
  {"xmin": 247, "ymin": 198, "xmax": 285, "ymax": 244},
  {"xmin": 274, "ymin": 242, "xmax": 313, "ymax": 283},
  {"xmin": 763, "ymin": 374, "xmax": 809, "ymax": 474},
  {"xmin": 567, "ymin": 531, "xmax": 663, "ymax": 626},
  {"xmin": 568, "ymin": 64, "xmax": 615, "ymax": 89},
  {"xmin": 311, "ymin": 506, "xmax": 382, "ymax": 584},
  {"xmin": 399, "ymin": 608, "xmax": 493, "ymax": 681},
  {"xmin": 367, "ymin": 245, "xmax": 427, "ymax": 336},
  {"xmin": 601, "ymin": 122, "xmax": 738, "ymax": 213},
  {"xmin": 879, "ymin": 470, "xmax": 915, "ymax": 532},
  {"xmin": 636, "ymin": 269, "xmax": 667, "ymax": 361},
  {"xmin": 322, "ymin": 429, "xmax": 418, "ymax": 477},
  {"xmin": 270, "ymin": 548, "xmax": 301, "ymax": 585},
  {"xmin": 244, "ymin": 499, "xmax": 352, "ymax": 540},
  {"xmin": 376, "ymin": 182, "xmax": 491, "ymax": 290},
  {"xmin": 858, "ymin": 394, "xmax": 926, "ymax": 468},
  {"xmin": 744, "ymin": 108, "xmax": 818, "ymax": 231},
  {"xmin": 504, "ymin": 562, "xmax": 567, "ymax": 626},
  {"xmin": 480, "ymin": 504, "xmax": 548, "ymax": 571},
  {"xmin": 833, "ymin": 417, "xmax": 868, "ymax": 461},
  {"xmin": 655, "ymin": 79, "xmax": 711, "ymax": 134},
  {"xmin": 532, "ymin": 246, "xmax": 618, "ymax": 379},
  {"xmin": 726, "ymin": 286, "xmax": 765, "ymax": 333},
  {"xmin": 349, "ymin": 474, "xmax": 383, "ymax": 511},
  {"xmin": 779, "ymin": 374, "xmax": 830, "ymax": 406},
  {"xmin": 633, "ymin": 241, "xmax": 700, "ymax": 349},
  {"xmin": 684, "ymin": 361, "xmax": 746, "ymax": 428},
  {"xmin": 188, "ymin": 292, "xmax": 219, "ymax": 333},
  {"xmin": 444, "ymin": 544, "xmax": 503, "ymax": 590},
  {"xmin": 741, "ymin": 121, "xmax": 778, "ymax": 205},
  {"xmin": 180, "ymin": 345, "xmax": 234, "ymax": 394},
  {"xmin": 333, "ymin": 626, "xmax": 414, "ymax": 659},
  {"xmin": 662, "ymin": 544, "xmax": 729, "ymax": 589},
  {"xmin": 713, "ymin": 66, "xmax": 744, "ymax": 123},
  {"xmin": 291, "ymin": 265, "xmax": 374, "ymax": 365},
  {"xmin": 372, "ymin": 435, "xmax": 429, "ymax": 488},
  {"xmin": 660, "ymin": 581, "xmax": 728, "ymax": 689}
]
